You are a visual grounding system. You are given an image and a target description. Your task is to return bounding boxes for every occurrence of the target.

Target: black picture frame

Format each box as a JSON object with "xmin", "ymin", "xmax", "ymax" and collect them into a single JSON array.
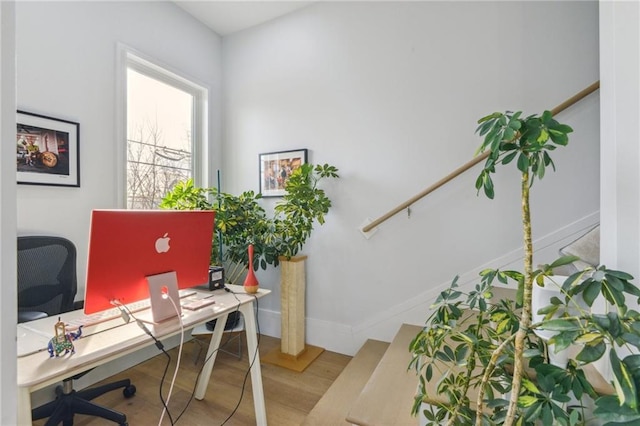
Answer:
[
  {"xmin": 259, "ymin": 148, "xmax": 308, "ymax": 197},
  {"xmin": 16, "ymin": 110, "xmax": 80, "ymax": 187}
]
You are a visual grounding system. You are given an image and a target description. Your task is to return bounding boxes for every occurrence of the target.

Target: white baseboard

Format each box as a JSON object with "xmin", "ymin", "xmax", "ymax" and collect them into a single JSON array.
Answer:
[{"xmin": 256, "ymin": 306, "xmax": 358, "ymax": 355}]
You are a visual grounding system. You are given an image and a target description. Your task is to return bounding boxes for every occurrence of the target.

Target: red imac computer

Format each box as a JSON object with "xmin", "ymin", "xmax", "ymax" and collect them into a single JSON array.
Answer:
[{"xmin": 84, "ymin": 209, "xmax": 215, "ymax": 322}]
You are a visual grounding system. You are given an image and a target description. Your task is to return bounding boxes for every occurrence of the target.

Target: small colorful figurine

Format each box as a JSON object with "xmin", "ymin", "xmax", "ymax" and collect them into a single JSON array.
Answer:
[{"xmin": 48, "ymin": 318, "xmax": 83, "ymax": 358}]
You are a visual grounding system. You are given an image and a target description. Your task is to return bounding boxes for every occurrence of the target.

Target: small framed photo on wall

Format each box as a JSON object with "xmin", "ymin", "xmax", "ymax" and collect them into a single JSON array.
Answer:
[
  {"xmin": 259, "ymin": 148, "xmax": 308, "ymax": 197},
  {"xmin": 16, "ymin": 110, "xmax": 80, "ymax": 187}
]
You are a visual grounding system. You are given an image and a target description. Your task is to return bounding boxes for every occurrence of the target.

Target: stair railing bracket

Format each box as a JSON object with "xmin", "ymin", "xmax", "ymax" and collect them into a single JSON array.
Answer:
[{"xmin": 359, "ymin": 218, "xmax": 379, "ymax": 240}]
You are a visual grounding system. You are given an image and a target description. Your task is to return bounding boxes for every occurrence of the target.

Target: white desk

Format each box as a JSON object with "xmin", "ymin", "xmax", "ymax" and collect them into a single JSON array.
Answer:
[{"xmin": 17, "ymin": 285, "xmax": 269, "ymax": 426}]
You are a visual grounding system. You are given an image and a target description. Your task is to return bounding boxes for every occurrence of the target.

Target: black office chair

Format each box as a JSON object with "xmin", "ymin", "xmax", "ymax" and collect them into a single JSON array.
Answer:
[{"xmin": 18, "ymin": 236, "xmax": 136, "ymax": 426}]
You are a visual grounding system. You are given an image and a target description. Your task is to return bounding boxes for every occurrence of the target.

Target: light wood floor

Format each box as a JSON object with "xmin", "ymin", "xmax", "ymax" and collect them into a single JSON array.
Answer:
[{"xmin": 34, "ymin": 333, "xmax": 351, "ymax": 426}]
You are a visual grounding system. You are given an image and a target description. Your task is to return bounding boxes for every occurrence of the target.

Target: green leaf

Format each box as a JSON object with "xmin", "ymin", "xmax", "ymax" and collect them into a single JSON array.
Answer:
[
  {"xmin": 503, "ymin": 127, "xmax": 515, "ymax": 142},
  {"xmin": 542, "ymin": 318, "xmax": 582, "ymax": 331},
  {"xmin": 550, "ymin": 296, "xmax": 563, "ymax": 305},
  {"xmin": 564, "ymin": 271, "xmax": 590, "ymax": 295},
  {"xmin": 583, "ymin": 281, "xmax": 603, "ymax": 306},
  {"xmin": 576, "ymin": 340, "xmax": 606, "ymax": 363},
  {"xmin": 524, "ymin": 404, "xmax": 543, "ymax": 423},
  {"xmin": 425, "ymin": 363, "xmax": 433, "ymax": 381},
  {"xmin": 575, "ymin": 333, "xmax": 602, "ymax": 344},
  {"xmin": 508, "ymin": 118, "xmax": 522, "ymax": 130},
  {"xmin": 623, "ymin": 281, "xmax": 640, "ymax": 297},
  {"xmin": 521, "ymin": 378, "xmax": 541, "ymax": 394},
  {"xmin": 593, "ymin": 314, "xmax": 611, "ymax": 330},
  {"xmin": 477, "ymin": 112, "xmax": 502, "ymax": 125},
  {"xmin": 607, "ymin": 269, "xmax": 635, "ymax": 281},
  {"xmin": 538, "ymin": 128, "xmax": 550, "ymax": 143},
  {"xmin": 549, "ymin": 255, "xmax": 580, "ymax": 269},
  {"xmin": 603, "ymin": 279, "xmax": 627, "ymax": 307},
  {"xmin": 594, "ymin": 395, "xmax": 640, "ymax": 423},
  {"xmin": 607, "ymin": 312, "xmax": 623, "ymax": 337},
  {"xmin": 551, "ymin": 123, "xmax": 574, "ymax": 134},
  {"xmin": 496, "ymin": 318, "xmax": 511, "ymax": 334},
  {"xmin": 549, "ymin": 330, "xmax": 581, "ymax": 352},
  {"xmin": 536, "ymin": 304, "xmax": 558, "ymax": 316},
  {"xmin": 622, "ymin": 333, "xmax": 640, "ymax": 350},
  {"xmin": 536, "ymin": 161, "xmax": 546, "ymax": 179},
  {"xmin": 549, "ymin": 129, "xmax": 569, "ymax": 146},
  {"xmin": 477, "ymin": 120, "xmax": 495, "ymax": 137},
  {"xmin": 610, "ymin": 349, "xmax": 638, "ymax": 409},
  {"xmin": 542, "ymin": 150, "xmax": 551, "ymax": 165},
  {"xmin": 623, "ymin": 354, "xmax": 640, "ymax": 372},
  {"xmin": 518, "ymin": 395, "xmax": 538, "ymax": 407},
  {"xmin": 572, "ymin": 377, "xmax": 585, "ymax": 400},
  {"xmin": 517, "ymin": 153, "xmax": 530, "ymax": 173},
  {"xmin": 607, "ymin": 275, "xmax": 626, "ymax": 292},
  {"xmin": 475, "ymin": 174, "xmax": 484, "ymax": 191},
  {"xmin": 483, "ymin": 176, "xmax": 495, "ymax": 199},
  {"xmin": 569, "ymin": 410, "xmax": 579, "ymax": 425},
  {"xmin": 502, "ymin": 151, "xmax": 518, "ymax": 165},
  {"xmin": 542, "ymin": 404, "xmax": 553, "ymax": 424}
]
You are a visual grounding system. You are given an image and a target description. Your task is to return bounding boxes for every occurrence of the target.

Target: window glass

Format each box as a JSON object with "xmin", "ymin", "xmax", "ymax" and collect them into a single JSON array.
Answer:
[{"xmin": 125, "ymin": 58, "xmax": 205, "ymax": 209}]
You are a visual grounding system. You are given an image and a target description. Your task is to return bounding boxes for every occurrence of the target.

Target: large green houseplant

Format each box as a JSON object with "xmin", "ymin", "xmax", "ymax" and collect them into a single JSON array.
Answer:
[
  {"xmin": 409, "ymin": 111, "xmax": 640, "ymax": 425},
  {"xmin": 160, "ymin": 163, "xmax": 339, "ymax": 269}
]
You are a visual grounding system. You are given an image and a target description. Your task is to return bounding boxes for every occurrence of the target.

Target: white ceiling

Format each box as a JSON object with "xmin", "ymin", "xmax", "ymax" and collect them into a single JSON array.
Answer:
[{"xmin": 174, "ymin": 1, "xmax": 315, "ymax": 36}]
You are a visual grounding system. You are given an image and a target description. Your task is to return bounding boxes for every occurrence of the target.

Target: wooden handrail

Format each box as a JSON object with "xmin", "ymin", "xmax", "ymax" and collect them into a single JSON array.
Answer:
[{"xmin": 362, "ymin": 81, "xmax": 601, "ymax": 233}]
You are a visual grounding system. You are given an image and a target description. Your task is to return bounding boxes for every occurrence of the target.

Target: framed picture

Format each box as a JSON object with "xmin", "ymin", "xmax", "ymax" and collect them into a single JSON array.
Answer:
[
  {"xmin": 259, "ymin": 148, "xmax": 308, "ymax": 197},
  {"xmin": 16, "ymin": 110, "xmax": 80, "ymax": 187}
]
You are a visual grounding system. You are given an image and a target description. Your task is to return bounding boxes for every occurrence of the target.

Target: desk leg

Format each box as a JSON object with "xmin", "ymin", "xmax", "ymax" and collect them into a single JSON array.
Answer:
[
  {"xmin": 240, "ymin": 302, "xmax": 267, "ymax": 426},
  {"xmin": 17, "ymin": 387, "xmax": 31, "ymax": 426},
  {"xmin": 194, "ymin": 313, "xmax": 227, "ymax": 400}
]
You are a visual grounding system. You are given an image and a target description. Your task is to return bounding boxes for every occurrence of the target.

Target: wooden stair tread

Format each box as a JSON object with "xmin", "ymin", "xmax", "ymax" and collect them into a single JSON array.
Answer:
[
  {"xmin": 346, "ymin": 324, "xmax": 421, "ymax": 426},
  {"xmin": 303, "ymin": 339, "xmax": 390, "ymax": 426}
]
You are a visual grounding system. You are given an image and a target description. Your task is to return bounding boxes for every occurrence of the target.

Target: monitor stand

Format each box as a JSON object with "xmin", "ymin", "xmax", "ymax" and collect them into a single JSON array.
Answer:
[{"xmin": 136, "ymin": 271, "xmax": 183, "ymax": 324}]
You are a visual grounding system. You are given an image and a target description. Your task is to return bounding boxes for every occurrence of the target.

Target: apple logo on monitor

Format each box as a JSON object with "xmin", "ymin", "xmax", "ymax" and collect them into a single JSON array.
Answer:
[{"xmin": 155, "ymin": 233, "xmax": 171, "ymax": 253}]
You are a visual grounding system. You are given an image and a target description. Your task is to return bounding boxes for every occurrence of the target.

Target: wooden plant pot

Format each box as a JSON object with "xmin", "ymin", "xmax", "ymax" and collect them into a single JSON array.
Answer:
[
  {"xmin": 262, "ymin": 255, "xmax": 324, "ymax": 372},
  {"xmin": 279, "ymin": 255, "xmax": 307, "ymax": 356}
]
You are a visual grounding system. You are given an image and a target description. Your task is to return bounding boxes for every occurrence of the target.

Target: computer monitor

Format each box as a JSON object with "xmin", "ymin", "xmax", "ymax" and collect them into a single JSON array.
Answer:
[{"xmin": 84, "ymin": 209, "xmax": 215, "ymax": 317}]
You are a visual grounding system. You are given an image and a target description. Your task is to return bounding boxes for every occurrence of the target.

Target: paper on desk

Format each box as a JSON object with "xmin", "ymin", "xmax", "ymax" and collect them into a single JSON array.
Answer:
[{"xmin": 17, "ymin": 324, "xmax": 51, "ymax": 357}]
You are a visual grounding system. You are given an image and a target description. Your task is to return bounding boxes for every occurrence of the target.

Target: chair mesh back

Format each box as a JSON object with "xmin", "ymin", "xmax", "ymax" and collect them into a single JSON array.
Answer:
[{"xmin": 17, "ymin": 236, "xmax": 77, "ymax": 316}]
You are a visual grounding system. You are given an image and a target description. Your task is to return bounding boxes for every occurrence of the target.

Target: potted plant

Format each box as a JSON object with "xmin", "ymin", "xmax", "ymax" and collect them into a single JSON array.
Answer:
[
  {"xmin": 162, "ymin": 163, "xmax": 338, "ymax": 366},
  {"xmin": 272, "ymin": 163, "xmax": 339, "ymax": 258},
  {"xmin": 160, "ymin": 179, "xmax": 271, "ymax": 279},
  {"xmin": 160, "ymin": 163, "xmax": 338, "ymax": 270},
  {"xmin": 269, "ymin": 163, "xmax": 339, "ymax": 361},
  {"xmin": 409, "ymin": 110, "xmax": 640, "ymax": 425}
]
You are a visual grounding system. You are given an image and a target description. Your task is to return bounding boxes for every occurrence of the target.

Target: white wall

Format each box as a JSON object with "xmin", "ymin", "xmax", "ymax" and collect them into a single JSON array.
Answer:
[
  {"xmin": 590, "ymin": 0, "xmax": 640, "ymax": 385},
  {"xmin": 13, "ymin": 1, "xmax": 222, "ymax": 413},
  {"xmin": 600, "ymin": 1, "xmax": 640, "ymax": 278},
  {"xmin": 1, "ymin": 2, "xmax": 18, "ymax": 423},
  {"xmin": 11, "ymin": 1, "xmax": 603, "ymax": 360},
  {"xmin": 222, "ymin": 1, "xmax": 601, "ymax": 354},
  {"xmin": 15, "ymin": 1, "xmax": 223, "ymax": 298}
]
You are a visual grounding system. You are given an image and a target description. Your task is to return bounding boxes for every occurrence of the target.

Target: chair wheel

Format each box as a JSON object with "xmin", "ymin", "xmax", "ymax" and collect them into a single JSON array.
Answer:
[{"xmin": 123, "ymin": 384, "xmax": 136, "ymax": 398}]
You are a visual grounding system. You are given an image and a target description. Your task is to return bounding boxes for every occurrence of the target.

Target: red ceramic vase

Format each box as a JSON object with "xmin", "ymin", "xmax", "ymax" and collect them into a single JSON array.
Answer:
[{"xmin": 243, "ymin": 244, "xmax": 259, "ymax": 294}]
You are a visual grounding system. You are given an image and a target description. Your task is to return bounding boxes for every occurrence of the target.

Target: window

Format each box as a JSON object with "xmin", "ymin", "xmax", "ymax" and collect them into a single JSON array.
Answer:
[{"xmin": 122, "ymin": 51, "xmax": 207, "ymax": 209}]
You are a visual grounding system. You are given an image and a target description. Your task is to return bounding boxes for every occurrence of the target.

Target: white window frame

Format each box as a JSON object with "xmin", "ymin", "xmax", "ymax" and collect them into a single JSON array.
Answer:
[{"xmin": 116, "ymin": 44, "xmax": 208, "ymax": 208}]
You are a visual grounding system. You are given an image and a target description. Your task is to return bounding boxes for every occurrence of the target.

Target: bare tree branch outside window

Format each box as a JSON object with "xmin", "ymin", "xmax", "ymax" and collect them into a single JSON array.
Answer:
[{"xmin": 127, "ymin": 119, "xmax": 192, "ymax": 209}]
